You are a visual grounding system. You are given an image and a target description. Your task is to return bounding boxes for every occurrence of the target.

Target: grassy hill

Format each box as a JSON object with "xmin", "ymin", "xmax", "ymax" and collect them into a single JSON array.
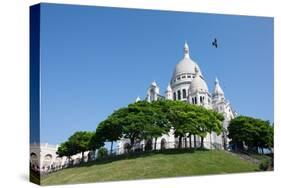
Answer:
[{"xmin": 41, "ymin": 149, "xmax": 260, "ymax": 185}]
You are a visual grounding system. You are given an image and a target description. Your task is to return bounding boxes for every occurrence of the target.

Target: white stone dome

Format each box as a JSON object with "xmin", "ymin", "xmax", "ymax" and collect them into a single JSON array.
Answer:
[
  {"xmin": 172, "ymin": 58, "xmax": 202, "ymax": 78},
  {"xmin": 172, "ymin": 42, "xmax": 203, "ymax": 80},
  {"xmin": 189, "ymin": 68, "xmax": 208, "ymax": 93}
]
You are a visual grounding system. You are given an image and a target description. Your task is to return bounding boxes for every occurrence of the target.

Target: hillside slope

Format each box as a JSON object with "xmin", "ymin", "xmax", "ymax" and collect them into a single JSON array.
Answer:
[{"xmin": 41, "ymin": 150, "xmax": 259, "ymax": 185}]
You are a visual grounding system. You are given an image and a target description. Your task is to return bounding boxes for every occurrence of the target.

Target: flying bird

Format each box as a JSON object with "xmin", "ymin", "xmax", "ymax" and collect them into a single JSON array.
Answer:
[{"xmin": 212, "ymin": 38, "xmax": 218, "ymax": 48}]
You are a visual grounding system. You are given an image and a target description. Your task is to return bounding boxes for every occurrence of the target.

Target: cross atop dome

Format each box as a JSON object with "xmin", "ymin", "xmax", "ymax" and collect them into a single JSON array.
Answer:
[{"xmin": 184, "ymin": 41, "xmax": 190, "ymax": 58}]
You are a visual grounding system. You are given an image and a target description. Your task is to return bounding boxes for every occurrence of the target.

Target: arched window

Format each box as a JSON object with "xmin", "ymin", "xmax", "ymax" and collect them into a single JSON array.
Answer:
[
  {"xmin": 30, "ymin": 153, "xmax": 38, "ymax": 168},
  {"xmin": 43, "ymin": 154, "xmax": 52, "ymax": 169},
  {"xmin": 183, "ymin": 89, "xmax": 186, "ymax": 98},
  {"xmin": 161, "ymin": 138, "xmax": 167, "ymax": 150},
  {"xmin": 194, "ymin": 97, "xmax": 197, "ymax": 104},
  {"xmin": 145, "ymin": 139, "xmax": 153, "ymax": 151},
  {"xmin": 173, "ymin": 92, "xmax": 176, "ymax": 100},
  {"xmin": 124, "ymin": 143, "xmax": 131, "ymax": 153},
  {"xmin": 177, "ymin": 90, "xmax": 181, "ymax": 100},
  {"xmin": 200, "ymin": 96, "xmax": 203, "ymax": 104}
]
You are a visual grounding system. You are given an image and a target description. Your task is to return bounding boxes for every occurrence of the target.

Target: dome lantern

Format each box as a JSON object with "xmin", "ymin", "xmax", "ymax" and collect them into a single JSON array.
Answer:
[{"xmin": 184, "ymin": 41, "xmax": 190, "ymax": 58}]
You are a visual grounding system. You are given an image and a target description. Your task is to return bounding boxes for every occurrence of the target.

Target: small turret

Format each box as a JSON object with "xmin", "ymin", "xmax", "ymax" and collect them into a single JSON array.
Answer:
[
  {"xmin": 146, "ymin": 81, "xmax": 160, "ymax": 102},
  {"xmin": 165, "ymin": 84, "xmax": 173, "ymax": 100},
  {"xmin": 213, "ymin": 77, "xmax": 224, "ymax": 96},
  {"xmin": 135, "ymin": 96, "xmax": 141, "ymax": 102}
]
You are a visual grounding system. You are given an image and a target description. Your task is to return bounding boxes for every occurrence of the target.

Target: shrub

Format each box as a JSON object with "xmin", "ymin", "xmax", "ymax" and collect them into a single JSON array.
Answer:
[
  {"xmin": 97, "ymin": 147, "xmax": 108, "ymax": 159},
  {"xmin": 259, "ymin": 158, "xmax": 270, "ymax": 171}
]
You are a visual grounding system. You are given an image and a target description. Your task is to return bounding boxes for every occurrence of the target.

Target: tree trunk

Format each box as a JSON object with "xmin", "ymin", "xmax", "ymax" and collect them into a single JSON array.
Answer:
[
  {"xmin": 81, "ymin": 151, "xmax": 84, "ymax": 163},
  {"xmin": 154, "ymin": 137, "xmax": 157, "ymax": 150},
  {"xmin": 178, "ymin": 136, "xmax": 182, "ymax": 148},
  {"xmin": 110, "ymin": 141, "xmax": 113, "ymax": 155},
  {"xmin": 201, "ymin": 136, "xmax": 204, "ymax": 148},
  {"xmin": 130, "ymin": 138, "xmax": 135, "ymax": 152},
  {"xmin": 87, "ymin": 152, "xmax": 91, "ymax": 162},
  {"xmin": 67, "ymin": 156, "xmax": 71, "ymax": 167},
  {"xmin": 189, "ymin": 136, "xmax": 192, "ymax": 148},
  {"xmin": 210, "ymin": 133, "xmax": 212, "ymax": 149},
  {"xmin": 194, "ymin": 135, "xmax": 196, "ymax": 148}
]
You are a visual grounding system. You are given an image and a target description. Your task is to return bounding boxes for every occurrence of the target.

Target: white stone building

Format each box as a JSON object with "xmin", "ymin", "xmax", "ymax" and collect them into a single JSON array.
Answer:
[
  {"xmin": 117, "ymin": 42, "xmax": 236, "ymax": 154},
  {"xmin": 30, "ymin": 143, "xmax": 90, "ymax": 173}
]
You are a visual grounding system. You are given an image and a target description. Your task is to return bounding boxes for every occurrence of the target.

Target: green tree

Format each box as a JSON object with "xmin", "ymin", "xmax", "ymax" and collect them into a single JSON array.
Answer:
[
  {"xmin": 144, "ymin": 101, "xmax": 171, "ymax": 149},
  {"xmin": 164, "ymin": 100, "xmax": 190, "ymax": 148},
  {"xmin": 196, "ymin": 108, "xmax": 224, "ymax": 148},
  {"xmin": 165, "ymin": 101, "xmax": 223, "ymax": 149},
  {"xmin": 97, "ymin": 100, "xmax": 224, "ymax": 152},
  {"xmin": 108, "ymin": 102, "xmax": 154, "ymax": 150},
  {"xmin": 97, "ymin": 147, "xmax": 108, "ymax": 159},
  {"xmin": 56, "ymin": 141, "xmax": 76, "ymax": 165},
  {"xmin": 95, "ymin": 116, "xmax": 123, "ymax": 154},
  {"xmin": 228, "ymin": 116, "xmax": 273, "ymax": 153},
  {"xmin": 89, "ymin": 132, "xmax": 105, "ymax": 158},
  {"xmin": 68, "ymin": 131, "xmax": 94, "ymax": 162}
]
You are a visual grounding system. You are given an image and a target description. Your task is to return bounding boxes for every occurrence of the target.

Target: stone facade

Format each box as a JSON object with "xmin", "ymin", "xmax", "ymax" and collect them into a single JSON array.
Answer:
[
  {"xmin": 30, "ymin": 143, "xmax": 91, "ymax": 173},
  {"xmin": 117, "ymin": 42, "xmax": 236, "ymax": 154}
]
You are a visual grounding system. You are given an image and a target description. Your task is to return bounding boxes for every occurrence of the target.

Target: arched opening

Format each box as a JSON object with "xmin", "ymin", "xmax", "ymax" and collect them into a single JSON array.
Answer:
[
  {"xmin": 55, "ymin": 157, "xmax": 62, "ymax": 168},
  {"xmin": 183, "ymin": 89, "xmax": 187, "ymax": 98},
  {"xmin": 43, "ymin": 154, "xmax": 52, "ymax": 170},
  {"xmin": 177, "ymin": 90, "xmax": 181, "ymax": 100},
  {"xmin": 200, "ymin": 96, "xmax": 204, "ymax": 104},
  {"xmin": 30, "ymin": 153, "xmax": 38, "ymax": 170},
  {"xmin": 30, "ymin": 153, "xmax": 38, "ymax": 162},
  {"xmin": 145, "ymin": 139, "xmax": 153, "ymax": 151},
  {"xmin": 134, "ymin": 139, "xmax": 142, "ymax": 152},
  {"xmin": 173, "ymin": 92, "xmax": 176, "ymax": 100},
  {"xmin": 160, "ymin": 138, "xmax": 167, "ymax": 150},
  {"xmin": 124, "ymin": 143, "xmax": 131, "ymax": 153}
]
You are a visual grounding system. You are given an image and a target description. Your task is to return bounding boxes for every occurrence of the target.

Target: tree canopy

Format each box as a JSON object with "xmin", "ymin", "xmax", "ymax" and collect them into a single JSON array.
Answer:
[
  {"xmin": 57, "ymin": 141, "xmax": 76, "ymax": 159},
  {"xmin": 57, "ymin": 131, "xmax": 94, "ymax": 162},
  {"xmin": 97, "ymin": 100, "xmax": 224, "ymax": 150},
  {"xmin": 58, "ymin": 100, "xmax": 226, "ymax": 159},
  {"xmin": 228, "ymin": 116, "xmax": 273, "ymax": 153}
]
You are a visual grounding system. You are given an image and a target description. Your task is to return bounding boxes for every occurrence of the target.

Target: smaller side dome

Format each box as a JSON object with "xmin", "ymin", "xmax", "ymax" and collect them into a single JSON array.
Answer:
[
  {"xmin": 213, "ymin": 77, "xmax": 224, "ymax": 95},
  {"xmin": 189, "ymin": 67, "xmax": 208, "ymax": 94}
]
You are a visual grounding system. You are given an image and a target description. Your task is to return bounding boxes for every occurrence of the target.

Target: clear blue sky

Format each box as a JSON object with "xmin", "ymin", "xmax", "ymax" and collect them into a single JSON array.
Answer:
[{"xmin": 36, "ymin": 3, "xmax": 273, "ymax": 144}]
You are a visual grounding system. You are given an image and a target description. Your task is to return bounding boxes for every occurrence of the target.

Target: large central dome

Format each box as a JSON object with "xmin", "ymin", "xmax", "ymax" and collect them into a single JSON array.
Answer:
[
  {"xmin": 173, "ymin": 56, "xmax": 202, "ymax": 77},
  {"xmin": 172, "ymin": 42, "xmax": 203, "ymax": 81}
]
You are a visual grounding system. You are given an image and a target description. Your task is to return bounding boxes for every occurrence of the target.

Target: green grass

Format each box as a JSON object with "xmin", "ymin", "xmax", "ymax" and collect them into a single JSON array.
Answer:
[
  {"xmin": 41, "ymin": 150, "xmax": 260, "ymax": 185},
  {"xmin": 30, "ymin": 169, "xmax": 40, "ymax": 185}
]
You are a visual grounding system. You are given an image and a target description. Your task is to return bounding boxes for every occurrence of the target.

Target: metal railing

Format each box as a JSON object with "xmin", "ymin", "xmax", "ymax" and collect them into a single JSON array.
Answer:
[{"xmin": 113, "ymin": 140, "xmax": 223, "ymax": 155}]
